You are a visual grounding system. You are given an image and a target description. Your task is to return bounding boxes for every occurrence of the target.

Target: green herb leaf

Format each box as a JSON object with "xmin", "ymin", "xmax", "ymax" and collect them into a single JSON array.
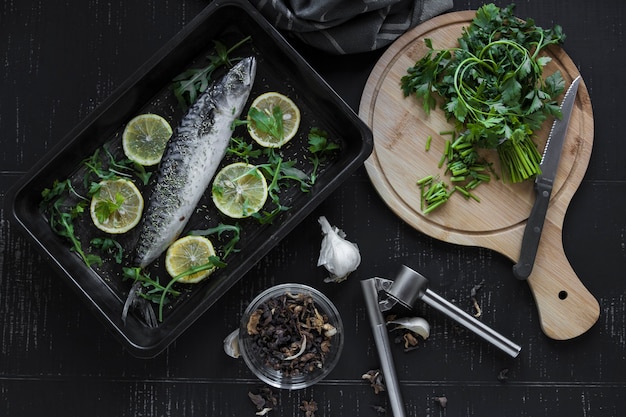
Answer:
[
  {"xmin": 401, "ymin": 2, "xmax": 567, "ymax": 212},
  {"xmin": 172, "ymin": 37, "xmax": 251, "ymax": 109},
  {"xmin": 93, "ymin": 191, "xmax": 125, "ymax": 224},
  {"xmin": 189, "ymin": 223, "xmax": 241, "ymax": 259},
  {"xmin": 91, "ymin": 237, "xmax": 124, "ymax": 264},
  {"xmin": 307, "ymin": 128, "xmax": 339, "ymax": 184},
  {"xmin": 227, "ymin": 136, "xmax": 262, "ymax": 162},
  {"xmin": 248, "ymin": 105, "xmax": 285, "ymax": 141}
]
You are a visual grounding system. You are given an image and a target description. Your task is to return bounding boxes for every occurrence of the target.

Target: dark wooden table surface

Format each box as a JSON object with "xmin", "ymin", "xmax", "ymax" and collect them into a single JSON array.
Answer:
[{"xmin": 1, "ymin": 1, "xmax": 625, "ymax": 416}]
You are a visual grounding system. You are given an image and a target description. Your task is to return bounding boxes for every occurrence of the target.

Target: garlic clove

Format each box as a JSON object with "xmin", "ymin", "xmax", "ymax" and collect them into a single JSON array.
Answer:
[
  {"xmin": 317, "ymin": 216, "xmax": 361, "ymax": 283},
  {"xmin": 387, "ymin": 316, "xmax": 430, "ymax": 340},
  {"xmin": 223, "ymin": 329, "xmax": 241, "ymax": 358}
]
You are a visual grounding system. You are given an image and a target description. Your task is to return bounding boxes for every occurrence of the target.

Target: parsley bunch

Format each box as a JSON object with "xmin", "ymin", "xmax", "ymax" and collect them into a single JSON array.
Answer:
[{"xmin": 402, "ymin": 3, "xmax": 566, "ymax": 191}]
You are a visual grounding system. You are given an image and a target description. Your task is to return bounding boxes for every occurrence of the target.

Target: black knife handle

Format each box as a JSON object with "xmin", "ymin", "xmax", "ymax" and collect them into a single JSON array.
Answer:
[{"xmin": 512, "ymin": 181, "xmax": 553, "ymax": 280}]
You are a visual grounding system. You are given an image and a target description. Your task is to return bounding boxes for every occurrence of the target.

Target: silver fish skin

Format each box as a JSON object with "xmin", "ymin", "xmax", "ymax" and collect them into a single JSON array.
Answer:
[{"xmin": 134, "ymin": 56, "xmax": 256, "ymax": 268}]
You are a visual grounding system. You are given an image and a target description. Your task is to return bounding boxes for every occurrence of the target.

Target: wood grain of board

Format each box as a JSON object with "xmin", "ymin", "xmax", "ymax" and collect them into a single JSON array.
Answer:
[{"xmin": 359, "ymin": 11, "xmax": 599, "ymax": 340}]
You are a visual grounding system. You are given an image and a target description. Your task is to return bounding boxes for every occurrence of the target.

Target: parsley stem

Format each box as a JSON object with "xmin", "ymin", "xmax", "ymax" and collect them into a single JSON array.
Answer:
[{"xmin": 425, "ymin": 135, "xmax": 432, "ymax": 151}]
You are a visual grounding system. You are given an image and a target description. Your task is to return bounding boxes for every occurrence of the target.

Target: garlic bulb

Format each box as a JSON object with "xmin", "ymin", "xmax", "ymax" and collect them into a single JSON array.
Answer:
[{"xmin": 317, "ymin": 216, "xmax": 361, "ymax": 283}]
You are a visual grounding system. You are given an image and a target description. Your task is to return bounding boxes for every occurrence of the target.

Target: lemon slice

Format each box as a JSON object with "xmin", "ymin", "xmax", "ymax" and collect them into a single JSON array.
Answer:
[
  {"xmin": 90, "ymin": 179, "xmax": 144, "ymax": 234},
  {"xmin": 247, "ymin": 92, "xmax": 301, "ymax": 148},
  {"xmin": 122, "ymin": 113, "xmax": 173, "ymax": 166},
  {"xmin": 165, "ymin": 235, "xmax": 216, "ymax": 283},
  {"xmin": 212, "ymin": 162, "xmax": 268, "ymax": 218}
]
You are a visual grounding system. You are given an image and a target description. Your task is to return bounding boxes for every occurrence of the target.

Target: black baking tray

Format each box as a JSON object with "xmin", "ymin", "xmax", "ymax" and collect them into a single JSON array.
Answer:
[{"xmin": 5, "ymin": 0, "xmax": 373, "ymax": 358}]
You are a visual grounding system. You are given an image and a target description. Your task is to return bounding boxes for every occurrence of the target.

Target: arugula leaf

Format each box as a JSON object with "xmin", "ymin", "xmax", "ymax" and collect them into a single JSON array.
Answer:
[
  {"xmin": 122, "ymin": 267, "xmax": 180, "ymax": 305},
  {"xmin": 156, "ymin": 255, "xmax": 225, "ymax": 321},
  {"xmin": 254, "ymin": 148, "xmax": 307, "ymax": 224},
  {"xmin": 189, "ymin": 223, "xmax": 241, "ymax": 259},
  {"xmin": 172, "ymin": 37, "xmax": 251, "ymax": 109},
  {"xmin": 227, "ymin": 136, "xmax": 262, "ymax": 162},
  {"xmin": 40, "ymin": 179, "xmax": 99, "ymax": 266}
]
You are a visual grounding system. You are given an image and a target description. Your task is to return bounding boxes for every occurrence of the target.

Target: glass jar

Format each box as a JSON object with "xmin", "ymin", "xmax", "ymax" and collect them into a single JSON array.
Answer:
[{"xmin": 239, "ymin": 283, "xmax": 344, "ymax": 390}]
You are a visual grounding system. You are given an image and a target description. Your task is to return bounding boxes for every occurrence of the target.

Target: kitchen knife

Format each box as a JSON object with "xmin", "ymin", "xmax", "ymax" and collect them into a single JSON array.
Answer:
[{"xmin": 512, "ymin": 76, "xmax": 581, "ymax": 280}]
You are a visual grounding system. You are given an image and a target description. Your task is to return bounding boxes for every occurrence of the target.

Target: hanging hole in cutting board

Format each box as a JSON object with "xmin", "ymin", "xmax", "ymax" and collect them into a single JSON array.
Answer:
[{"xmin": 558, "ymin": 291, "xmax": 568, "ymax": 300}]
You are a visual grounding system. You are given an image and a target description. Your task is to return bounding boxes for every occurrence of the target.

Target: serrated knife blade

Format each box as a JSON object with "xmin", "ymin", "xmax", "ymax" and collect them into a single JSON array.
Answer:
[{"xmin": 512, "ymin": 75, "xmax": 581, "ymax": 280}]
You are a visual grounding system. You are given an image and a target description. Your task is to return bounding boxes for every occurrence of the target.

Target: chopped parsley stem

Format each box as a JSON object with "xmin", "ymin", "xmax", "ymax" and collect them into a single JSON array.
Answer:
[
  {"xmin": 422, "ymin": 199, "xmax": 447, "ymax": 214},
  {"xmin": 455, "ymin": 186, "xmax": 480, "ymax": 202},
  {"xmin": 417, "ymin": 175, "xmax": 434, "ymax": 185}
]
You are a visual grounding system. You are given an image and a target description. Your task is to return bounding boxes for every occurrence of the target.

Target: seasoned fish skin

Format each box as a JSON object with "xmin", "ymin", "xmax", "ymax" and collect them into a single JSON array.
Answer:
[{"xmin": 133, "ymin": 57, "xmax": 256, "ymax": 268}]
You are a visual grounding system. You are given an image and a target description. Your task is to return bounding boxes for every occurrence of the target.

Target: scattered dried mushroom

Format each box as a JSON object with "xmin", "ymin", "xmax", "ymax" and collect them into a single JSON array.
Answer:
[
  {"xmin": 362, "ymin": 369, "xmax": 386, "ymax": 394},
  {"xmin": 246, "ymin": 291, "xmax": 337, "ymax": 377},
  {"xmin": 469, "ymin": 280, "xmax": 485, "ymax": 318},
  {"xmin": 433, "ymin": 395, "xmax": 448, "ymax": 408},
  {"xmin": 300, "ymin": 399, "xmax": 318, "ymax": 417},
  {"xmin": 497, "ymin": 368, "xmax": 510, "ymax": 382},
  {"xmin": 248, "ymin": 387, "xmax": 278, "ymax": 416}
]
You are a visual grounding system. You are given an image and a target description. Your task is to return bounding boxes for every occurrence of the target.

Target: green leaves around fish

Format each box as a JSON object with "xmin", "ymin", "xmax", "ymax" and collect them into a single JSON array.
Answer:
[
  {"xmin": 248, "ymin": 105, "xmax": 286, "ymax": 142},
  {"xmin": 226, "ymin": 127, "xmax": 340, "ymax": 225},
  {"xmin": 41, "ymin": 34, "xmax": 340, "ymax": 323},
  {"xmin": 122, "ymin": 223, "xmax": 237, "ymax": 322},
  {"xmin": 41, "ymin": 127, "xmax": 339, "ymax": 322},
  {"xmin": 401, "ymin": 3, "xmax": 566, "ymax": 213},
  {"xmin": 40, "ymin": 147, "xmax": 151, "ymax": 268},
  {"xmin": 41, "ymin": 143, "xmax": 245, "ymax": 309},
  {"xmin": 172, "ymin": 37, "xmax": 251, "ymax": 109}
]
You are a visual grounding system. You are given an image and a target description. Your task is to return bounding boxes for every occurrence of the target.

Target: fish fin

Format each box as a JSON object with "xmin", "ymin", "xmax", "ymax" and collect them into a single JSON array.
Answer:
[{"xmin": 122, "ymin": 281, "xmax": 158, "ymax": 328}]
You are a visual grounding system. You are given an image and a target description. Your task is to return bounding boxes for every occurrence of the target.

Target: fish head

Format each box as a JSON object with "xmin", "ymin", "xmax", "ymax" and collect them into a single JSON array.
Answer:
[{"xmin": 222, "ymin": 56, "xmax": 256, "ymax": 107}]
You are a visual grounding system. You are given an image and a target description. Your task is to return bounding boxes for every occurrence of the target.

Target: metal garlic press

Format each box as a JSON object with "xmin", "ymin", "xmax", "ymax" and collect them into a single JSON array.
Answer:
[{"xmin": 361, "ymin": 265, "xmax": 521, "ymax": 417}]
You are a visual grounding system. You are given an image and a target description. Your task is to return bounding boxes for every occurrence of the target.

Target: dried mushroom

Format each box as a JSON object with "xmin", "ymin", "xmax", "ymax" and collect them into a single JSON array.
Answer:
[
  {"xmin": 469, "ymin": 280, "xmax": 485, "ymax": 318},
  {"xmin": 371, "ymin": 405, "xmax": 387, "ymax": 415},
  {"xmin": 246, "ymin": 291, "xmax": 337, "ymax": 377},
  {"xmin": 247, "ymin": 309, "xmax": 262, "ymax": 335},
  {"xmin": 433, "ymin": 395, "xmax": 448, "ymax": 408},
  {"xmin": 497, "ymin": 368, "xmax": 510, "ymax": 382},
  {"xmin": 248, "ymin": 387, "xmax": 278, "ymax": 415},
  {"xmin": 300, "ymin": 399, "xmax": 318, "ymax": 417},
  {"xmin": 362, "ymin": 369, "xmax": 386, "ymax": 394}
]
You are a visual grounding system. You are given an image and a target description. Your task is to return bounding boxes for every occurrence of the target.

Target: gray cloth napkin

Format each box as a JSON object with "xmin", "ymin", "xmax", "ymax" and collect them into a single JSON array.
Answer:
[{"xmin": 249, "ymin": 0, "xmax": 454, "ymax": 54}]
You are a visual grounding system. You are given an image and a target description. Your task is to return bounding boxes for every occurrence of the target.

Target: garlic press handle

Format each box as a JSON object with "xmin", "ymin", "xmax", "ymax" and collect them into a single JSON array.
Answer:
[{"xmin": 362, "ymin": 278, "xmax": 407, "ymax": 417}]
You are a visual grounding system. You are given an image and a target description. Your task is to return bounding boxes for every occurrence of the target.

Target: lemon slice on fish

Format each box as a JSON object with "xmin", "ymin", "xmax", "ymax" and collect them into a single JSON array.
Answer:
[
  {"xmin": 90, "ymin": 179, "xmax": 144, "ymax": 234},
  {"xmin": 247, "ymin": 92, "xmax": 301, "ymax": 148},
  {"xmin": 165, "ymin": 235, "xmax": 216, "ymax": 283},
  {"xmin": 122, "ymin": 113, "xmax": 173, "ymax": 166},
  {"xmin": 211, "ymin": 162, "xmax": 268, "ymax": 218}
]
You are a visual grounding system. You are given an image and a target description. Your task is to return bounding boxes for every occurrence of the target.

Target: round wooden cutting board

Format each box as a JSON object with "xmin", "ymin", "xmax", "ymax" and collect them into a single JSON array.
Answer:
[{"xmin": 359, "ymin": 11, "xmax": 599, "ymax": 340}]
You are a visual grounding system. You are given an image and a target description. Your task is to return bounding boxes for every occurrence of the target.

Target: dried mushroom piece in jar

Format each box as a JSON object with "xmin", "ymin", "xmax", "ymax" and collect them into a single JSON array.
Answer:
[{"xmin": 246, "ymin": 291, "xmax": 338, "ymax": 377}]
